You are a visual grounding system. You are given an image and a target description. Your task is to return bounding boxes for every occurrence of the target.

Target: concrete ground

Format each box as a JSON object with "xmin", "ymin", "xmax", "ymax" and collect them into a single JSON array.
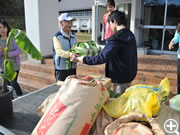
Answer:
[{"xmin": 0, "ymin": 83, "xmax": 59, "ymax": 135}]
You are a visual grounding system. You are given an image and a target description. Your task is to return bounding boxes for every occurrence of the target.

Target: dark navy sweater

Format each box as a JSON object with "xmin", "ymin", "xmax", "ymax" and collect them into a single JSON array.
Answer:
[{"xmin": 83, "ymin": 28, "xmax": 137, "ymax": 83}]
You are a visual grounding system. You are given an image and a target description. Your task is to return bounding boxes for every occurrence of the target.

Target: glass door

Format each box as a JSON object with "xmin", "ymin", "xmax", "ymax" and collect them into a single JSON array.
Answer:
[
  {"xmin": 141, "ymin": 0, "xmax": 180, "ymax": 54},
  {"xmin": 94, "ymin": 1, "xmax": 132, "ymax": 45},
  {"xmin": 163, "ymin": 0, "xmax": 180, "ymax": 52}
]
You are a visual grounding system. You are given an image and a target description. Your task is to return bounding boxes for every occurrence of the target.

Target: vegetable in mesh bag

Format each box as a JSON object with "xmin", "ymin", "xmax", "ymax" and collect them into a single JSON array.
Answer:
[{"xmin": 169, "ymin": 94, "xmax": 180, "ymax": 111}]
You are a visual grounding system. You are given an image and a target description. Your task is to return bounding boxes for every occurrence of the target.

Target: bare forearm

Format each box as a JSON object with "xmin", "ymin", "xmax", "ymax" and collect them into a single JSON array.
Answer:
[{"xmin": 169, "ymin": 40, "xmax": 174, "ymax": 50}]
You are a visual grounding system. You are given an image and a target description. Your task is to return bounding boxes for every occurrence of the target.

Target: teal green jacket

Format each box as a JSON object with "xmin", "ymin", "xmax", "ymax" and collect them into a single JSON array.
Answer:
[{"xmin": 172, "ymin": 32, "xmax": 180, "ymax": 58}]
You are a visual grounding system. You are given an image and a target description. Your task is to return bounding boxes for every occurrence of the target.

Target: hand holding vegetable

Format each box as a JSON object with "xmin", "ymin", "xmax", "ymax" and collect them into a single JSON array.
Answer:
[
  {"xmin": 77, "ymin": 56, "xmax": 84, "ymax": 64},
  {"xmin": 66, "ymin": 40, "xmax": 101, "ymax": 69},
  {"xmin": 70, "ymin": 53, "xmax": 79, "ymax": 62}
]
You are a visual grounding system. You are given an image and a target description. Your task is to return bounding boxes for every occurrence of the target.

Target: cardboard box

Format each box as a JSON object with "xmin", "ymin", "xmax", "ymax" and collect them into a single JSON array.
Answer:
[{"xmin": 90, "ymin": 75, "xmax": 111, "ymax": 90}]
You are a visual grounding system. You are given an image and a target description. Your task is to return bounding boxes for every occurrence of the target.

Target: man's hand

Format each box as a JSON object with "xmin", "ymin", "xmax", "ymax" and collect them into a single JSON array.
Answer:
[
  {"xmin": 77, "ymin": 56, "xmax": 84, "ymax": 64},
  {"xmin": 169, "ymin": 44, "xmax": 174, "ymax": 50},
  {"xmin": 169, "ymin": 41, "xmax": 174, "ymax": 50},
  {"xmin": 70, "ymin": 53, "xmax": 79, "ymax": 62}
]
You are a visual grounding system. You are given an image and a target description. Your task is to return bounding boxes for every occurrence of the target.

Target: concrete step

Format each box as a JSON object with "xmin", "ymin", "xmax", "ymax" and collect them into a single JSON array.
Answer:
[
  {"xmin": 18, "ymin": 77, "xmax": 49, "ymax": 92},
  {"xmin": 42, "ymin": 58, "xmax": 54, "ymax": 65},
  {"xmin": 19, "ymin": 69, "xmax": 56, "ymax": 85},
  {"xmin": 18, "ymin": 60, "xmax": 55, "ymax": 92},
  {"xmin": 20, "ymin": 61, "xmax": 54, "ymax": 75}
]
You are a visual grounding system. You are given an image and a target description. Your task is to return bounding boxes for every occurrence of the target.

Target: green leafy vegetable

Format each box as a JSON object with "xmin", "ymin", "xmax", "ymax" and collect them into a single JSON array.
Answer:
[
  {"xmin": 65, "ymin": 40, "xmax": 101, "ymax": 69},
  {"xmin": 108, "ymin": 90, "xmax": 121, "ymax": 98},
  {"xmin": 11, "ymin": 29, "xmax": 42, "ymax": 60}
]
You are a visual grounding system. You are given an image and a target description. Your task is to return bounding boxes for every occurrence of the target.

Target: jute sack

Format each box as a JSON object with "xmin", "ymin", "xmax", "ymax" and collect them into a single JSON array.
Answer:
[
  {"xmin": 104, "ymin": 113, "xmax": 165, "ymax": 135},
  {"xmin": 89, "ymin": 108, "xmax": 114, "ymax": 135},
  {"xmin": 32, "ymin": 75, "xmax": 109, "ymax": 135},
  {"xmin": 36, "ymin": 92, "xmax": 57, "ymax": 117}
]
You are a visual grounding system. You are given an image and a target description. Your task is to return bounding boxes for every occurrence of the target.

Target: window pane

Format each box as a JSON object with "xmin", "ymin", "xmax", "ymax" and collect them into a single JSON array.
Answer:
[
  {"xmin": 166, "ymin": 0, "xmax": 180, "ymax": 25},
  {"xmin": 163, "ymin": 29, "xmax": 178, "ymax": 51},
  {"xmin": 143, "ymin": 0, "xmax": 165, "ymax": 25},
  {"xmin": 142, "ymin": 29, "xmax": 163, "ymax": 50}
]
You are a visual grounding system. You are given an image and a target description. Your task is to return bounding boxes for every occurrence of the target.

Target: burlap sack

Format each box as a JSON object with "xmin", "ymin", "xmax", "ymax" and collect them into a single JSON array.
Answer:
[
  {"xmin": 104, "ymin": 113, "xmax": 165, "ymax": 135},
  {"xmin": 32, "ymin": 75, "xmax": 109, "ymax": 135},
  {"xmin": 89, "ymin": 109, "xmax": 114, "ymax": 135},
  {"xmin": 36, "ymin": 92, "xmax": 57, "ymax": 117}
]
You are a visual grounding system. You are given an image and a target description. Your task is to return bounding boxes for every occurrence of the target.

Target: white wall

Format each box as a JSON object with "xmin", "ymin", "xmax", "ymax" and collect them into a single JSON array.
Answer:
[
  {"xmin": 130, "ymin": 0, "xmax": 141, "ymax": 46},
  {"xmin": 24, "ymin": 0, "xmax": 59, "ymax": 60},
  {"xmin": 59, "ymin": 0, "xmax": 94, "ymax": 11}
]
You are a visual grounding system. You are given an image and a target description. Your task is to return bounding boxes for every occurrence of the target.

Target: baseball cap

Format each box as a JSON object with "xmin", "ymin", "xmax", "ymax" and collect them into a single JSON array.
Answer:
[{"xmin": 58, "ymin": 13, "xmax": 75, "ymax": 21}]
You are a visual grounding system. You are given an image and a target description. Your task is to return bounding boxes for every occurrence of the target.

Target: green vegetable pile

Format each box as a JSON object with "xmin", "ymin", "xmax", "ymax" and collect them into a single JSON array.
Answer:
[
  {"xmin": 108, "ymin": 90, "xmax": 121, "ymax": 98},
  {"xmin": 66, "ymin": 40, "xmax": 101, "ymax": 69}
]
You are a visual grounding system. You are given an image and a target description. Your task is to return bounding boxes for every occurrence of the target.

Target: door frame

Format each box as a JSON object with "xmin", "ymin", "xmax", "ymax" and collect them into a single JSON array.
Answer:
[{"xmin": 93, "ymin": 0, "xmax": 132, "ymax": 44}]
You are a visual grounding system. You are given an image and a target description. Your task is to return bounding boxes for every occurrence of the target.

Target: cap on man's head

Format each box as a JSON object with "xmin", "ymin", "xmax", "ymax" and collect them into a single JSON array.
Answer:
[{"xmin": 58, "ymin": 13, "xmax": 75, "ymax": 21}]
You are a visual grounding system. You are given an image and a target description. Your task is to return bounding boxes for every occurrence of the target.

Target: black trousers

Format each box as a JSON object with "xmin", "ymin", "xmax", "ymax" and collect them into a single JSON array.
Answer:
[
  {"xmin": 8, "ymin": 71, "xmax": 23, "ymax": 96},
  {"xmin": 55, "ymin": 69, "xmax": 76, "ymax": 81},
  {"xmin": 178, "ymin": 59, "xmax": 180, "ymax": 94}
]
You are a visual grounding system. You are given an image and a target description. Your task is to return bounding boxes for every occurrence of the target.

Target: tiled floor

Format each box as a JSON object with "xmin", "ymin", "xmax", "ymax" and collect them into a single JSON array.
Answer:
[{"xmin": 133, "ymin": 54, "xmax": 177, "ymax": 94}]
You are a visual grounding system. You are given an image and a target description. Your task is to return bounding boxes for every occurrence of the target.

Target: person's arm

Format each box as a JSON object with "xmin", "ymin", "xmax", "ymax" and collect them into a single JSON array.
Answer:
[
  {"xmin": 53, "ymin": 36, "xmax": 73, "ymax": 59},
  {"xmin": 169, "ymin": 40, "xmax": 174, "ymax": 50},
  {"xmin": 82, "ymin": 41, "xmax": 119, "ymax": 65},
  {"xmin": 8, "ymin": 39, "xmax": 22, "ymax": 57},
  {"xmin": 169, "ymin": 32, "xmax": 180, "ymax": 50}
]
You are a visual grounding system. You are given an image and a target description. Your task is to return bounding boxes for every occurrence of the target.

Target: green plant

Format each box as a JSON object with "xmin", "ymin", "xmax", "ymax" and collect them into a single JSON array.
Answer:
[{"xmin": 1, "ymin": 28, "xmax": 42, "ymax": 93}]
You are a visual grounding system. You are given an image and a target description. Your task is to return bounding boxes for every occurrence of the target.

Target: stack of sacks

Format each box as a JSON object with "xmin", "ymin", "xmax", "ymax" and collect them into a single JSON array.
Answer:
[
  {"xmin": 104, "ymin": 113, "xmax": 165, "ymax": 135},
  {"xmin": 32, "ymin": 75, "xmax": 109, "ymax": 135},
  {"xmin": 36, "ymin": 75, "xmax": 111, "ymax": 117}
]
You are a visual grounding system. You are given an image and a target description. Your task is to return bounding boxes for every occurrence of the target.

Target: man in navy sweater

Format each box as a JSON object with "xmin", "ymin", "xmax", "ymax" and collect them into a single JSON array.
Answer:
[{"xmin": 78, "ymin": 10, "xmax": 137, "ymax": 95}]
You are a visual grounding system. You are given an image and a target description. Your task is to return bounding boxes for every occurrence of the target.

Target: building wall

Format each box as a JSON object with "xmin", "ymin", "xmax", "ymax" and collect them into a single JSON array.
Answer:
[
  {"xmin": 24, "ymin": 0, "xmax": 59, "ymax": 58},
  {"xmin": 59, "ymin": 0, "xmax": 94, "ymax": 11}
]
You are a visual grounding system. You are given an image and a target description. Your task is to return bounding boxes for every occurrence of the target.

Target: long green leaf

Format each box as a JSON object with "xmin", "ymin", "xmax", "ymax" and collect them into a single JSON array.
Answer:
[
  {"xmin": 4, "ymin": 60, "xmax": 17, "ymax": 81},
  {"xmin": 11, "ymin": 29, "xmax": 42, "ymax": 60}
]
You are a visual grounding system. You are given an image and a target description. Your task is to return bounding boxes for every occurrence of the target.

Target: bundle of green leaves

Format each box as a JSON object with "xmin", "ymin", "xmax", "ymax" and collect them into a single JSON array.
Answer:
[
  {"xmin": 66, "ymin": 40, "xmax": 101, "ymax": 69},
  {"xmin": 108, "ymin": 90, "xmax": 121, "ymax": 98}
]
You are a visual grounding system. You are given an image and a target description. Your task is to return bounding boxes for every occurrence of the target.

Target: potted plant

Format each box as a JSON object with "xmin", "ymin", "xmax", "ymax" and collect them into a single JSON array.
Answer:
[{"xmin": 0, "ymin": 28, "xmax": 42, "ymax": 119}]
